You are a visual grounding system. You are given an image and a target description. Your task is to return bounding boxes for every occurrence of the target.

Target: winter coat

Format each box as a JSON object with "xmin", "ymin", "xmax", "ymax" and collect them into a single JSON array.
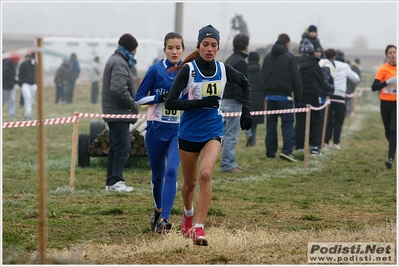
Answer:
[
  {"xmin": 102, "ymin": 50, "xmax": 139, "ymax": 123},
  {"xmin": 318, "ymin": 58, "xmax": 336, "ymax": 98},
  {"xmin": 67, "ymin": 59, "xmax": 80, "ymax": 81},
  {"xmin": 2, "ymin": 59, "xmax": 18, "ymax": 90},
  {"xmin": 261, "ymin": 41, "xmax": 302, "ymax": 102},
  {"xmin": 222, "ymin": 50, "xmax": 248, "ymax": 103},
  {"xmin": 298, "ymin": 54, "xmax": 325, "ymax": 100},
  {"xmin": 247, "ymin": 60, "xmax": 265, "ymax": 124},
  {"xmin": 346, "ymin": 62, "xmax": 361, "ymax": 94},
  {"xmin": 333, "ymin": 60, "xmax": 360, "ymax": 99},
  {"xmin": 18, "ymin": 59, "xmax": 36, "ymax": 85},
  {"xmin": 54, "ymin": 62, "xmax": 69, "ymax": 85}
]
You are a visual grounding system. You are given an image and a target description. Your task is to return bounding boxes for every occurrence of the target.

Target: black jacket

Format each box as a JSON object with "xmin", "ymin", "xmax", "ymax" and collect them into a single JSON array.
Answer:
[
  {"xmin": 18, "ymin": 59, "xmax": 36, "ymax": 85},
  {"xmin": 298, "ymin": 54, "xmax": 325, "ymax": 99},
  {"xmin": 261, "ymin": 41, "xmax": 302, "ymax": 102},
  {"xmin": 2, "ymin": 59, "xmax": 17, "ymax": 89},
  {"xmin": 222, "ymin": 50, "xmax": 248, "ymax": 103},
  {"xmin": 247, "ymin": 60, "xmax": 265, "ymax": 124}
]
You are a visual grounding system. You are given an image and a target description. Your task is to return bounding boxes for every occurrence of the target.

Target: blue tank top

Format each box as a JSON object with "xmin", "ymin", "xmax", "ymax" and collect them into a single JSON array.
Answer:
[{"xmin": 178, "ymin": 61, "xmax": 227, "ymax": 142}]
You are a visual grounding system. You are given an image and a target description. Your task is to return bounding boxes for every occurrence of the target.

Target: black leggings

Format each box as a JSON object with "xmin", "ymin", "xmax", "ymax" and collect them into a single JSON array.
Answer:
[{"xmin": 380, "ymin": 100, "xmax": 397, "ymax": 159}]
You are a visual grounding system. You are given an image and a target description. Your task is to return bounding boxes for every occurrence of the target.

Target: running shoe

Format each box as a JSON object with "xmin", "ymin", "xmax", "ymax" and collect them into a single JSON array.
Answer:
[
  {"xmin": 150, "ymin": 208, "xmax": 161, "ymax": 232},
  {"xmin": 385, "ymin": 158, "xmax": 393, "ymax": 169},
  {"xmin": 180, "ymin": 213, "xmax": 194, "ymax": 238},
  {"xmin": 193, "ymin": 227, "xmax": 208, "ymax": 246},
  {"xmin": 155, "ymin": 218, "xmax": 172, "ymax": 234}
]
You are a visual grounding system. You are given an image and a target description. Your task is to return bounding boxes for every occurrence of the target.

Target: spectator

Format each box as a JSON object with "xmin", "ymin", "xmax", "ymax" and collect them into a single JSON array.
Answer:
[
  {"xmin": 299, "ymin": 25, "xmax": 324, "ymax": 58},
  {"xmin": 261, "ymin": 33, "xmax": 302, "ymax": 162},
  {"xmin": 345, "ymin": 58, "xmax": 361, "ymax": 117},
  {"xmin": 65, "ymin": 53, "xmax": 80, "ymax": 103},
  {"xmin": 324, "ymin": 50, "xmax": 360, "ymax": 149},
  {"xmin": 165, "ymin": 25, "xmax": 252, "ymax": 246},
  {"xmin": 318, "ymin": 49, "xmax": 336, "ymax": 149},
  {"xmin": 54, "ymin": 59, "xmax": 69, "ymax": 104},
  {"xmin": 18, "ymin": 53, "xmax": 37, "ymax": 120},
  {"xmin": 244, "ymin": 51, "xmax": 265, "ymax": 147},
  {"xmin": 102, "ymin": 33, "xmax": 139, "ymax": 192},
  {"xmin": 295, "ymin": 39, "xmax": 326, "ymax": 155},
  {"xmin": 91, "ymin": 56, "xmax": 101, "ymax": 104},
  {"xmin": 371, "ymin": 45, "xmax": 397, "ymax": 169},
  {"xmin": 2, "ymin": 54, "xmax": 20, "ymax": 119},
  {"xmin": 135, "ymin": 32, "xmax": 185, "ymax": 233},
  {"xmin": 221, "ymin": 33, "xmax": 250, "ymax": 173}
]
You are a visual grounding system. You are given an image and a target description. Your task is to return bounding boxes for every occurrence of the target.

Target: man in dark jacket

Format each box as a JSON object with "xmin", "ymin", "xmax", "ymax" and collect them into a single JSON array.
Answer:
[
  {"xmin": 18, "ymin": 53, "xmax": 37, "ymax": 120},
  {"xmin": 262, "ymin": 33, "xmax": 302, "ymax": 162},
  {"xmin": 244, "ymin": 51, "xmax": 265, "ymax": 147},
  {"xmin": 102, "ymin": 33, "xmax": 139, "ymax": 192},
  {"xmin": 2, "ymin": 55, "xmax": 20, "ymax": 118},
  {"xmin": 295, "ymin": 39, "xmax": 326, "ymax": 155},
  {"xmin": 221, "ymin": 33, "xmax": 250, "ymax": 173}
]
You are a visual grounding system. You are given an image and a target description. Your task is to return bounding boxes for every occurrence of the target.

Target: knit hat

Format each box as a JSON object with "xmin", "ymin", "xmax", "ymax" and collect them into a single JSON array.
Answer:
[
  {"xmin": 197, "ymin": 25, "xmax": 220, "ymax": 48},
  {"xmin": 300, "ymin": 39, "xmax": 314, "ymax": 54},
  {"xmin": 248, "ymin": 51, "xmax": 260, "ymax": 63},
  {"xmin": 308, "ymin": 25, "xmax": 317, "ymax": 33},
  {"xmin": 118, "ymin": 33, "xmax": 138, "ymax": 52}
]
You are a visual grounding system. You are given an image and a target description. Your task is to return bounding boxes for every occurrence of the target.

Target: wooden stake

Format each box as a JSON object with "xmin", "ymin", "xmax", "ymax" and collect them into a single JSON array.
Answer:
[
  {"xmin": 36, "ymin": 37, "xmax": 47, "ymax": 264},
  {"xmin": 320, "ymin": 98, "xmax": 329, "ymax": 150},
  {"xmin": 303, "ymin": 105, "xmax": 311, "ymax": 169},
  {"xmin": 69, "ymin": 112, "xmax": 79, "ymax": 190}
]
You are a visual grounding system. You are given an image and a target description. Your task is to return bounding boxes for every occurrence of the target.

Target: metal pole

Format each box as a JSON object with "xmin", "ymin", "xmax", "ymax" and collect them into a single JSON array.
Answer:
[
  {"xmin": 36, "ymin": 37, "xmax": 47, "ymax": 264},
  {"xmin": 174, "ymin": 2, "xmax": 183, "ymax": 34}
]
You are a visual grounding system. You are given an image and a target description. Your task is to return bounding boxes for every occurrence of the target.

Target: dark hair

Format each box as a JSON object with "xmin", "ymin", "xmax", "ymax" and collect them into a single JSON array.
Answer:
[
  {"xmin": 233, "ymin": 33, "xmax": 249, "ymax": 51},
  {"xmin": 277, "ymin": 33, "xmax": 290, "ymax": 45},
  {"xmin": 385, "ymin": 44, "xmax": 397, "ymax": 56},
  {"xmin": 324, "ymin": 49, "xmax": 336, "ymax": 59},
  {"xmin": 164, "ymin": 32, "xmax": 185, "ymax": 50}
]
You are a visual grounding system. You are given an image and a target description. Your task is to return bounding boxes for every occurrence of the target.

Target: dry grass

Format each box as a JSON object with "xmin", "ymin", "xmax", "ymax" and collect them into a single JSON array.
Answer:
[{"xmin": 41, "ymin": 223, "xmax": 396, "ymax": 265}]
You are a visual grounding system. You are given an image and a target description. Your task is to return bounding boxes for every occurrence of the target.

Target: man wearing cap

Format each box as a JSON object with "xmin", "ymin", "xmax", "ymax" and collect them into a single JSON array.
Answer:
[
  {"xmin": 2, "ymin": 54, "xmax": 20, "ymax": 119},
  {"xmin": 295, "ymin": 39, "xmax": 326, "ymax": 155},
  {"xmin": 102, "ymin": 33, "xmax": 139, "ymax": 192},
  {"xmin": 299, "ymin": 25, "xmax": 324, "ymax": 58}
]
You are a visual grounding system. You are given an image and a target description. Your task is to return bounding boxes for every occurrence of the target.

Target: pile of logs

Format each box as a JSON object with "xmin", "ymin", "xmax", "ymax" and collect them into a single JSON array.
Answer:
[{"xmin": 87, "ymin": 119, "xmax": 147, "ymax": 157}]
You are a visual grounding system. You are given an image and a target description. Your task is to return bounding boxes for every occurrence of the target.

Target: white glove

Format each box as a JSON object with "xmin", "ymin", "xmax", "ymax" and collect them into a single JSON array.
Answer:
[{"xmin": 386, "ymin": 76, "xmax": 397, "ymax": 85}]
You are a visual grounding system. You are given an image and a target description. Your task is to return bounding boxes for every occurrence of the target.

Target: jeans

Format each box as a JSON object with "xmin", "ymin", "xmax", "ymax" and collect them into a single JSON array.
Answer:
[
  {"xmin": 91, "ymin": 81, "xmax": 99, "ymax": 104},
  {"xmin": 221, "ymin": 99, "xmax": 241, "ymax": 171},
  {"xmin": 21, "ymin": 83, "xmax": 37, "ymax": 119},
  {"xmin": 244, "ymin": 124, "xmax": 258, "ymax": 146},
  {"xmin": 2, "ymin": 87, "xmax": 16, "ymax": 117},
  {"xmin": 55, "ymin": 83, "xmax": 65, "ymax": 103},
  {"xmin": 106, "ymin": 121, "xmax": 131, "ymax": 186},
  {"xmin": 265, "ymin": 100, "xmax": 295, "ymax": 158}
]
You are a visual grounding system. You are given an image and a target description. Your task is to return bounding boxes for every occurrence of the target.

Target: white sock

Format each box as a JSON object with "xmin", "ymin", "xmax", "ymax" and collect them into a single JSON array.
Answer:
[
  {"xmin": 194, "ymin": 223, "xmax": 204, "ymax": 229},
  {"xmin": 184, "ymin": 207, "xmax": 194, "ymax": 217}
]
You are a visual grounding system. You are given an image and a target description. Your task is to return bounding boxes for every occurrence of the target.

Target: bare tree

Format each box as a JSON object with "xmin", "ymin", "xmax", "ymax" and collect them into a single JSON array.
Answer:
[{"xmin": 352, "ymin": 35, "xmax": 369, "ymax": 49}]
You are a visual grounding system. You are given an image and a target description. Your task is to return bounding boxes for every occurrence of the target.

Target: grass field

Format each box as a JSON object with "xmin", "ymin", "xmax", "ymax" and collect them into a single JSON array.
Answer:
[{"xmin": 1, "ymin": 80, "xmax": 397, "ymax": 264}]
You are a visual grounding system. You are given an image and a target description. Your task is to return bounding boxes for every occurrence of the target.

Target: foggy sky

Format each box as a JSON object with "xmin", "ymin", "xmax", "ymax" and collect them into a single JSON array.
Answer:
[{"xmin": 1, "ymin": 1, "xmax": 398, "ymax": 50}]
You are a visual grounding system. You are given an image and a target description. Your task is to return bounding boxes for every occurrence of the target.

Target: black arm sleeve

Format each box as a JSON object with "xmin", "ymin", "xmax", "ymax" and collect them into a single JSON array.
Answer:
[
  {"xmin": 225, "ymin": 64, "xmax": 252, "ymax": 110},
  {"xmin": 371, "ymin": 79, "xmax": 387, "ymax": 92},
  {"xmin": 165, "ymin": 64, "xmax": 200, "ymax": 110}
]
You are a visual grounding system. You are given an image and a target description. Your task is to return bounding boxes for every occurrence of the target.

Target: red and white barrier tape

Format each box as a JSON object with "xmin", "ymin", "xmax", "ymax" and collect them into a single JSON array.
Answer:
[
  {"xmin": 2, "ymin": 116, "xmax": 78, "ymax": 128},
  {"xmin": 2, "ymin": 107, "xmax": 312, "ymax": 129}
]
